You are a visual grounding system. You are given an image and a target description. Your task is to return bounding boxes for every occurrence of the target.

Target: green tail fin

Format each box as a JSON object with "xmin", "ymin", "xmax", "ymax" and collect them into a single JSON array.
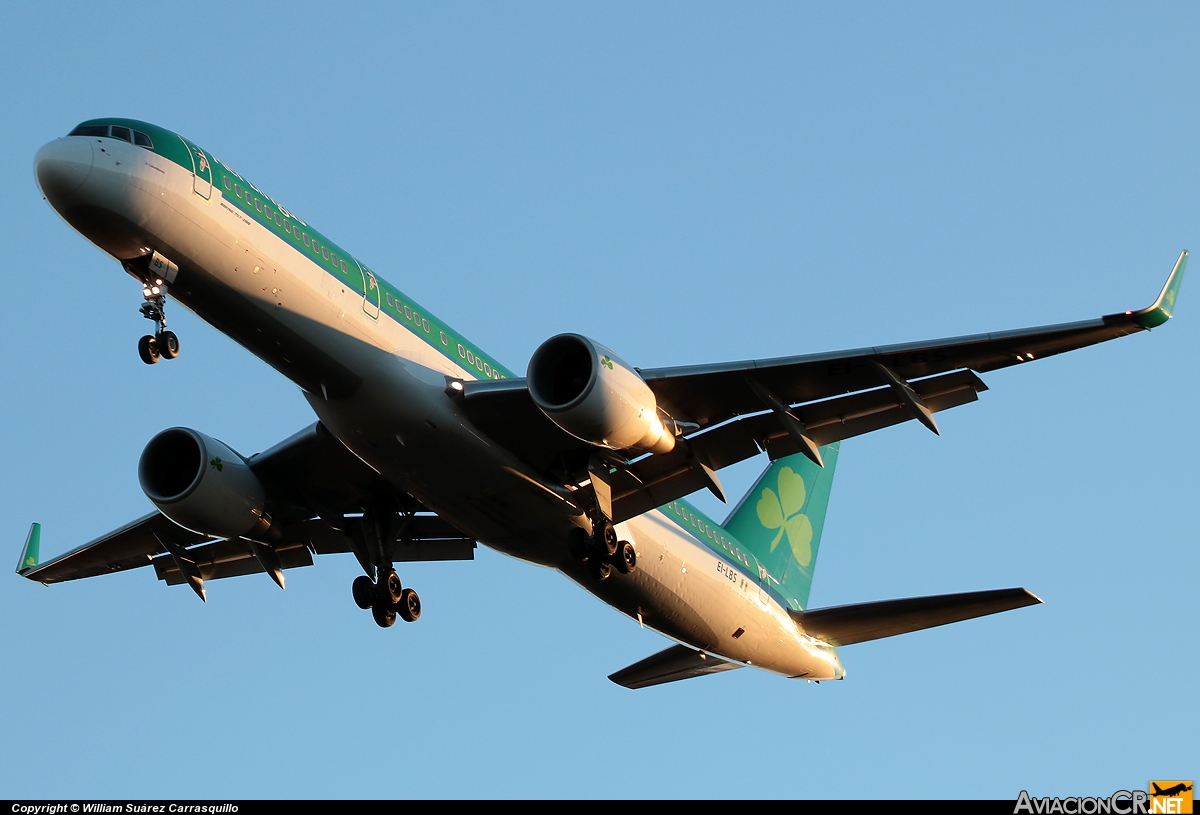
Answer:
[
  {"xmin": 723, "ymin": 443, "xmax": 840, "ymax": 610},
  {"xmin": 16, "ymin": 523, "xmax": 40, "ymax": 574}
]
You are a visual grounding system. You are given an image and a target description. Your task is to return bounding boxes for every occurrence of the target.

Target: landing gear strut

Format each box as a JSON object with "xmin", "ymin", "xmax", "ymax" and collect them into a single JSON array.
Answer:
[
  {"xmin": 137, "ymin": 277, "xmax": 180, "ymax": 365},
  {"xmin": 569, "ymin": 519, "xmax": 637, "ymax": 581},
  {"xmin": 347, "ymin": 503, "xmax": 422, "ymax": 628}
]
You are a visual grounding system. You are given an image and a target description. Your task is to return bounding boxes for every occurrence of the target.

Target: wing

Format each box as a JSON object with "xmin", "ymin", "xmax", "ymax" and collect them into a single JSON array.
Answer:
[
  {"xmin": 461, "ymin": 252, "xmax": 1186, "ymax": 522},
  {"xmin": 19, "ymin": 512, "xmax": 210, "ymax": 584},
  {"xmin": 641, "ymin": 250, "xmax": 1185, "ymax": 430},
  {"xmin": 18, "ymin": 422, "xmax": 475, "ymax": 595}
]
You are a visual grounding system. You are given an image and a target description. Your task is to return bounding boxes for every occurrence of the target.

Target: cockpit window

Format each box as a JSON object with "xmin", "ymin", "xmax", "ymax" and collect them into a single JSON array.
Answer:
[
  {"xmin": 67, "ymin": 124, "xmax": 154, "ymax": 149},
  {"xmin": 69, "ymin": 125, "xmax": 108, "ymax": 137}
]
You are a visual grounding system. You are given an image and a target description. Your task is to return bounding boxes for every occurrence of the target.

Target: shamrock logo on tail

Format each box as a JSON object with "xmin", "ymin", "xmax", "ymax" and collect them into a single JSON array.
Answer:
[{"xmin": 755, "ymin": 467, "xmax": 814, "ymax": 566}]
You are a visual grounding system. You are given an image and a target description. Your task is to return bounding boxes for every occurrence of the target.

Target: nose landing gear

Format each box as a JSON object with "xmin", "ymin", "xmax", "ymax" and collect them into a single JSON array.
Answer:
[
  {"xmin": 138, "ymin": 280, "xmax": 180, "ymax": 365},
  {"xmin": 131, "ymin": 252, "xmax": 182, "ymax": 365}
]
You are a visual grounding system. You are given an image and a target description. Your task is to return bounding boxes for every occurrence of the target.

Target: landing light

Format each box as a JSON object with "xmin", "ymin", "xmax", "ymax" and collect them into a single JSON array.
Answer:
[
  {"xmin": 151, "ymin": 286, "xmax": 160, "ymax": 295},
  {"xmin": 142, "ymin": 288, "xmax": 152, "ymax": 297},
  {"xmin": 444, "ymin": 378, "xmax": 466, "ymax": 399}
]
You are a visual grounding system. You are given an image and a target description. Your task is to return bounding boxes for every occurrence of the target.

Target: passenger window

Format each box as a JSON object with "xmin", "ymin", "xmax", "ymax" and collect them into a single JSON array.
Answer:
[
  {"xmin": 466, "ymin": 351, "xmax": 475, "ymax": 365},
  {"xmin": 340, "ymin": 260, "xmax": 347, "ymax": 273},
  {"xmin": 404, "ymin": 306, "xmax": 412, "ymax": 320},
  {"xmin": 386, "ymin": 293, "xmax": 393, "ymax": 306},
  {"xmin": 223, "ymin": 177, "xmax": 232, "ymax": 190},
  {"xmin": 422, "ymin": 319, "xmax": 430, "ymax": 333},
  {"xmin": 275, "ymin": 213, "xmax": 282, "ymax": 226},
  {"xmin": 483, "ymin": 363, "xmax": 491, "ymax": 376},
  {"xmin": 457, "ymin": 344, "xmax": 466, "ymax": 358},
  {"xmin": 133, "ymin": 131, "xmax": 153, "ymax": 148},
  {"xmin": 234, "ymin": 184, "xmax": 242, "ymax": 198},
  {"xmin": 440, "ymin": 332, "xmax": 448, "ymax": 346},
  {"xmin": 322, "ymin": 247, "xmax": 329, "ymax": 260},
  {"xmin": 303, "ymin": 234, "xmax": 310, "ymax": 246},
  {"xmin": 69, "ymin": 125, "xmax": 108, "ymax": 137},
  {"xmin": 255, "ymin": 199, "xmax": 262, "ymax": 212},
  {"xmin": 109, "ymin": 126, "xmax": 132, "ymax": 143}
]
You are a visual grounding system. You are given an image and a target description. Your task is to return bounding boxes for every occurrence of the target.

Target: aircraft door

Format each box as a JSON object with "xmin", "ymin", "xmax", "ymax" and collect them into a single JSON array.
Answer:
[
  {"xmin": 356, "ymin": 258, "xmax": 381, "ymax": 320},
  {"xmin": 751, "ymin": 554, "xmax": 772, "ymax": 609},
  {"xmin": 179, "ymin": 137, "xmax": 213, "ymax": 200}
]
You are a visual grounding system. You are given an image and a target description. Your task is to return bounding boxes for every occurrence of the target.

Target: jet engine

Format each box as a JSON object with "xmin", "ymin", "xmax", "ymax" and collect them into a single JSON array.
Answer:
[
  {"xmin": 527, "ymin": 334, "xmax": 675, "ymax": 455},
  {"xmin": 138, "ymin": 427, "xmax": 273, "ymax": 540}
]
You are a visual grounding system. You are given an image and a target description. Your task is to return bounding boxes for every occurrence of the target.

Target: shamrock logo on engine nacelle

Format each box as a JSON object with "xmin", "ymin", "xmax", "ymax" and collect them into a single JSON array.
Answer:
[{"xmin": 755, "ymin": 467, "xmax": 814, "ymax": 566}]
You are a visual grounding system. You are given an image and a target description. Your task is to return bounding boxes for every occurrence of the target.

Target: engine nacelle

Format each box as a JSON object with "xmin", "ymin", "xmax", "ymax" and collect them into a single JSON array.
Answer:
[
  {"xmin": 527, "ymin": 334, "xmax": 675, "ymax": 455},
  {"xmin": 138, "ymin": 427, "xmax": 273, "ymax": 540}
]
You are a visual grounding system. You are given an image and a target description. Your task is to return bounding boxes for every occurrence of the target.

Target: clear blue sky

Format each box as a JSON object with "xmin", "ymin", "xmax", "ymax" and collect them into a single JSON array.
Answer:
[{"xmin": 1, "ymin": 2, "xmax": 1195, "ymax": 799}]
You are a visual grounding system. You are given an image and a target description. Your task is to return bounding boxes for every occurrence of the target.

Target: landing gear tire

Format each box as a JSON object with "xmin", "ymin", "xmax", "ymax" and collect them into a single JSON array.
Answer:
[
  {"xmin": 352, "ymin": 575, "xmax": 374, "ymax": 610},
  {"xmin": 615, "ymin": 541, "xmax": 637, "ymax": 574},
  {"xmin": 594, "ymin": 522, "xmax": 618, "ymax": 557},
  {"xmin": 157, "ymin": 330, "xmax": 180, "ymax": 359},
  {"xmin": 377, "ymin": 569, "xmax": 403, "ymax": 607},
  {"xmin": 592, "ymin": 560, "xmax": 613, "ymax": 581},
  {"xmin": 372, "ymin": 604, "xmax": 397, "ymax": 628},
  {"xmin": 398, "ymin": 587, "xmax": 421, "ymax": 622},
  {"xmin": 138, "ymin": 335, "xmax": 160, "ymax": 365}
]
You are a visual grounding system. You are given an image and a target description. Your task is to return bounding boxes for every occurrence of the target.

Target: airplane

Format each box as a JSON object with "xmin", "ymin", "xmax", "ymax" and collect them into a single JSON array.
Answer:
[
  {"xmin": 18, "ymin": 117, "xmax": 1185, "ymax": 689},
  {"xmin": 1152, "ymin": 784, "xmax": 1193, "ymax": 798}
]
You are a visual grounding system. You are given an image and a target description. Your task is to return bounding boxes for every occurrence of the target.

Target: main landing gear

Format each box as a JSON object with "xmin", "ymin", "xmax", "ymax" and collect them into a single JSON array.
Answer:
[
  {"xmin": 347, "ymin": 503, "xmax": 422, "ymax": 628},
  {"xmin": 569, "ymin": 519, "xmax": 637, "ymax": 581},
  {"xmin": 137, "ymin": 278, "xmax": 180, "ymax": 365},
  {"xmin": 352, "ymin": 569, "xmax": 421, "ymax": 627}
]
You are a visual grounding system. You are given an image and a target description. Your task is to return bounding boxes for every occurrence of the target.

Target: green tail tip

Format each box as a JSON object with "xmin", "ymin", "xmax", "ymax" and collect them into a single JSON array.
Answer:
[{"xmin": 17, "ymin": 523, "xmax": 40, "ymax": 574}]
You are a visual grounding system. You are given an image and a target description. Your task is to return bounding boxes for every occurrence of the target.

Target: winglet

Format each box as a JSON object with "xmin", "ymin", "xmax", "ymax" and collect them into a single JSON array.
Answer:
[
  {"xmin": 16, "ymin": 523, "xmax": 41, "ymax": 576},
  {"xmin": 1131, "ymin": 250, "xmax": 1187, "ymax": 329}
]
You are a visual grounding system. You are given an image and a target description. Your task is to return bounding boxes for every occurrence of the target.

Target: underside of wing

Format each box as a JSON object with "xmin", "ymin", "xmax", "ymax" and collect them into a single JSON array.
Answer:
[
  {"xmin": 19, "ymin": 512, "xmax": 210, "ymax": 584},
  {"xmin": 18, "ymin": 421, "xmax": 476, "ymax": 596},
  {"xmin": 640, "ymin": 250, "xmax": 1185, "ymax": 429}
]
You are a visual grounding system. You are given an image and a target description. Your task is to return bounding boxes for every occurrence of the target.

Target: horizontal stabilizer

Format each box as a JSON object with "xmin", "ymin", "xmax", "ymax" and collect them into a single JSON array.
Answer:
[
  {"xmin": 609, "ymin": 644, "xmax": 741, "ymax": 689},
  {"xmin": 790, "ymin": 587, "xmax": 1042, "ymax": 646}
]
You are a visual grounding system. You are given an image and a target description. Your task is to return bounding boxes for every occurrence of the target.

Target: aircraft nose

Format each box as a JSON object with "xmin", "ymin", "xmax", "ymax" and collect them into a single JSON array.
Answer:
[{"xmin": 34, "ymin": 137, "xmax": 94, "ymax": 202}]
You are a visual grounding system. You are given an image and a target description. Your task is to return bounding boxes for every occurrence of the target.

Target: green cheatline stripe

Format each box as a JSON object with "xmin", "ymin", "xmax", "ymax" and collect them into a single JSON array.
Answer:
[
  {"xmin": 74, "ymin": 118, "xmax": 514, "ymax": 381},
  {"xmin": 661, "ymin": 499, "xmax": 792, "ymax": 605}
]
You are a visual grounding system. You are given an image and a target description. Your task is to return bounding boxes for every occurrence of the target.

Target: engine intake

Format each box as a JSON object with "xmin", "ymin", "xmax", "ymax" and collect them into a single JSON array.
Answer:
[
  {"xmin": 139, "ymin": 427, "xmax": 273, "ymax": 540},
  {"xmin": 527, "ymin": 334, "xmax": 675, "ymax": 454}
]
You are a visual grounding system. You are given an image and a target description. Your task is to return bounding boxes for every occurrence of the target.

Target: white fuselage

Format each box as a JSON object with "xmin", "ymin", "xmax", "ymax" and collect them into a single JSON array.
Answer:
[{"xmin": 35, "ymin": 131, "xmax": 844, "ymax": 681}]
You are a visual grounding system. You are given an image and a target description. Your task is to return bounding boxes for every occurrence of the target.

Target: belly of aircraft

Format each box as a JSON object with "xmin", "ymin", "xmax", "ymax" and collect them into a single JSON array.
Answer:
[{"xmin": 57, "ymin": 141, "xmax": 843, "ymax": 682}]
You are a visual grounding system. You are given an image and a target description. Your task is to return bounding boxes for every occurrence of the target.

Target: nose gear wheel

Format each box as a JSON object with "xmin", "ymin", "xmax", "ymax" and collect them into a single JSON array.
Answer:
[{"xmin": 135, "ymin": 268, "xmax": 181, "ymax": 365}]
